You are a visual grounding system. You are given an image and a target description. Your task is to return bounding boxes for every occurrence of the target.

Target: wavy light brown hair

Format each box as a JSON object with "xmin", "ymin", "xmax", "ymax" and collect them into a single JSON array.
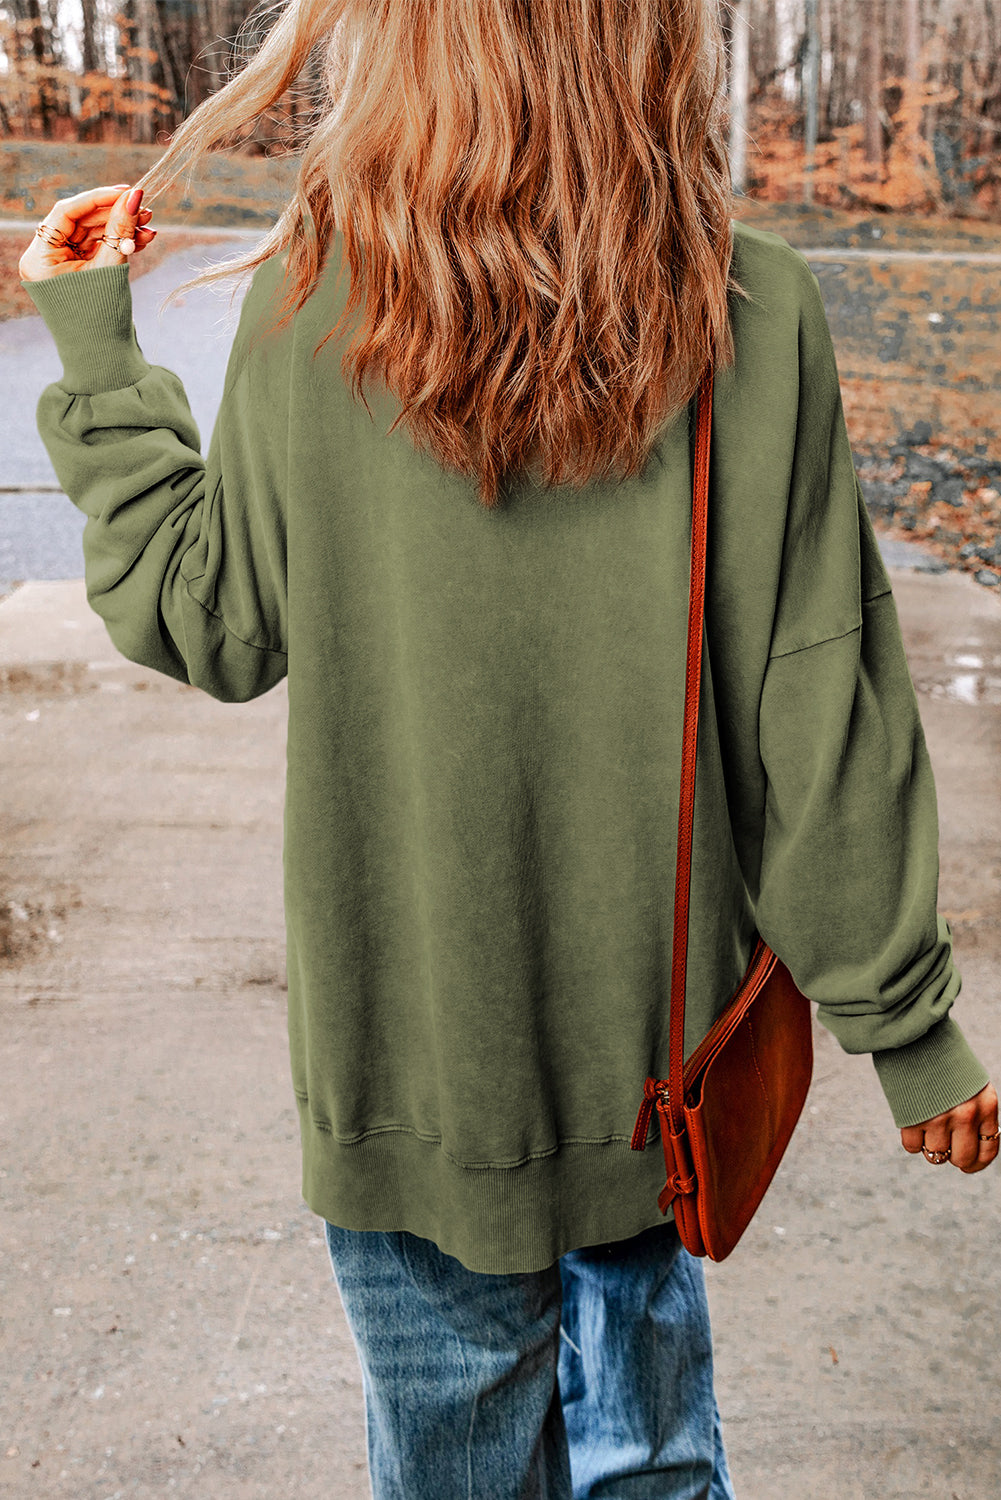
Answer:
[{"xmin": 137, "ymin": 0, "xmax": 740, "ymax": 509}]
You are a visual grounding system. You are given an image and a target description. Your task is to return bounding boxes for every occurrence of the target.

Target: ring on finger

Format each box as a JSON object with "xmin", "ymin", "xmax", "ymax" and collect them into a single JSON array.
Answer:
[
  {"xmin": 979, "ymin": 1129, "xmax": 1000, "ymax": 1142},
  {"xmin": 98, "ymin": 233, "xmax": 135, "ymax": 255},
  {"xmin": 35, "ymin": 222, "xmax": 86, "ymax": 257},
  {"xmin": 922, "ymin": 1146, "xmax": 951, "ymax": 1164}
]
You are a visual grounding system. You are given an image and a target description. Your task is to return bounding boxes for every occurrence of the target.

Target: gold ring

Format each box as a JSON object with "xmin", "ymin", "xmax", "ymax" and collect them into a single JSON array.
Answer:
[
  {"xmin": 98, "ymin": 233, "xmax": 135, "ymax": 255},
  {"xmin": 36, "ymin": 222, "xmax": 87, "ymax": 258},
  {"xmin": 979, "ymin": 1130, "xmax": 1000, "ymax": 1142},
  {"xmin": 922, "ymin": 1147, "xmax": 951, "ymax": 1164},
  {"xmin": 35, "ymin": 222, "xmax": 84, "ymax": 254},
  {"xmin": 35, "ymin": 222, "xmax": 64, "ymax": 248}
]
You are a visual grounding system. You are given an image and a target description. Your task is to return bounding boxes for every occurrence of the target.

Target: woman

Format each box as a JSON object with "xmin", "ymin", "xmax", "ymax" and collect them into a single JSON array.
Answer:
[{"xmin": 19, "ymin": 0, "xmax": 998, "ymax": 1495}]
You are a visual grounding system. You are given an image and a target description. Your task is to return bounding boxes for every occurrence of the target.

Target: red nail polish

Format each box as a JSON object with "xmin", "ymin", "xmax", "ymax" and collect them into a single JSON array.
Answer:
[{"xmin": 126, "ymin": 187, "xmax": 143, "ymax": 215}]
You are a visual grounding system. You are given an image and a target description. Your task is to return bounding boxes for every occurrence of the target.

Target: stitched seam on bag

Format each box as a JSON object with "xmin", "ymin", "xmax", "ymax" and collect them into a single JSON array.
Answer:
[{"xmin": 746, "ymin": 1019, "xmax": 769, "ymax": 1110}]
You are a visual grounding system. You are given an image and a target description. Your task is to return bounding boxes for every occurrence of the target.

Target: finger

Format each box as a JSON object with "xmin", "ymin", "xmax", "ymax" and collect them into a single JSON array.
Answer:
[
  {"xmin": 920, "ymin": 1125, "xmax": 952, "ymax": 1165},
  {"xmin": 131, "ymin": 226, "xmax": 157, "ymax": 255},
  {"xmin": 18, "ymin": 225, "xmax": 83, "ymax": 281},
  {"xmin": 948, "ymin": 1121, "xmax": 980, "ymax": 1172},
  {"xmin": 966, "ymin": 1139, "xmax": 1000, "ymax": 1173},
  {"xmin": 900, "ymin": 1125, "xmax": 926, "ymax": 1155},
  {"xmin": 42, "ymin": 184, "xmax": 133, "ymax": 231},
  {"xmin": 935, "ymin": 1093, "xmax": 979, "ymax": 1170},
  {"xmin": 60, "ymin": 202, "xmax": 153, "ymax": 231},
  {"xmin": 90, "ymin": 187, "xmax": 144, "ymax": 270},
  {"xmin": 76, "ymin": 214, "xmax": 149, "ymax": 244},
  {"xmin": 969, "ymin": 1107, "xmax": 1000, "ymax": 1174},
  {"xmin": 40, "ymin": 186, "xmax": 134, "ymax": 246}
]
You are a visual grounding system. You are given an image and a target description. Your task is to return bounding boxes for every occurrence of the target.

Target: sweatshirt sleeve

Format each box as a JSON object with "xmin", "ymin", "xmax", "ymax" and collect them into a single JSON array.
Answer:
[
  {"xmin": 753, "ymin": 260, "xmax": 989, "ymax": 1130},
  {"xmin": 22, "ymin": 261, "xmax": 288, "ymax": 704}
]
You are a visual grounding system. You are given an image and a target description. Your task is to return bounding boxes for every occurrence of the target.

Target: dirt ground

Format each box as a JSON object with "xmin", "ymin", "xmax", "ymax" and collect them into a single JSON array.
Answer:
[
  {"xmin": 4, "ymin": 139, "xmax": 999, "ymax": 247},
  {"xmin": 0, "ymin": 142, "xmax": 299, "ymax": 228}
]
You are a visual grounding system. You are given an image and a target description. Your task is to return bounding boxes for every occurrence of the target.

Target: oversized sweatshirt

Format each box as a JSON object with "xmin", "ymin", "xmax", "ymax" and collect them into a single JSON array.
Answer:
[{"xmin": 24, "ymin": 219, "xmax": 989, "ymax": 1273}]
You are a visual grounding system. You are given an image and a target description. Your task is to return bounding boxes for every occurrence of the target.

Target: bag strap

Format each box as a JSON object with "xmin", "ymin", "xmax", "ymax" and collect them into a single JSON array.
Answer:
[{"xmin": 664, "ymin": 367, "xmax": 714, "ymax": 1139}]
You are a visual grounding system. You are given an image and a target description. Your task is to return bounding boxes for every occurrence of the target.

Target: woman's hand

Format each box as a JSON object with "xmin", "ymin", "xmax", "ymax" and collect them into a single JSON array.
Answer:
[
  {"xmin": 901, "ymin": 1081, "xmax": 1000, "ymax": 1173},
  {"xmin": 19, "ymin": 185, "xmax": 156, "ymax": 283}
]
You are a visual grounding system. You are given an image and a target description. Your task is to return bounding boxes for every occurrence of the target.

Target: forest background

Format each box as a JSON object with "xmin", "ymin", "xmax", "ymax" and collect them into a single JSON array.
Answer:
[
  {"xmin": 1, "ymin": 0, "xmax": 1000, "ymax": 586},
  {"xmin": 1, "ymin": 0, "xmax": 998, "ymax": 218}
]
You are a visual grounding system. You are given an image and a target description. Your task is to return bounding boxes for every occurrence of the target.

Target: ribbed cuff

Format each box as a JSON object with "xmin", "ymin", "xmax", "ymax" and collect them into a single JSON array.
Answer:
[
  {"xmin": 872, "ymin": 1016, "xmax": 991, "ymax": 1128},
  {"xmin": 21, "ymin": 263, "xmax": 150, "ymax": 394}
]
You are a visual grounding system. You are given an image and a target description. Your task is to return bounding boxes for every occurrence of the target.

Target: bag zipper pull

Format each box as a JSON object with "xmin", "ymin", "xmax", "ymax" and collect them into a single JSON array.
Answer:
[{"xmin": 630, "ymin": 1077, "xmax": 669, "ymax": 1150}]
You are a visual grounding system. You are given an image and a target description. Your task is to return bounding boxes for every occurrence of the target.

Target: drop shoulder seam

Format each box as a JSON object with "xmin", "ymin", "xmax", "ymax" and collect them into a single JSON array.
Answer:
[
  {"xmin": 183, "ymin": 578, "xmax": 287, "ymax": 660},
  {"xmin": 768, "ymin": 620, "xmax": 861, "ymax": 662},
  {"xmin": 767, "ymin": 589, "xmax": 894, "ymax": 662}
]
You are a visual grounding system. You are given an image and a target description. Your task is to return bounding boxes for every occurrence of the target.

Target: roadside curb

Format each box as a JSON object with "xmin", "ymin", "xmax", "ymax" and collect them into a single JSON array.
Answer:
[{"xmin": 0, "ymin": 578, "xmax": 167, "ymax": 693}]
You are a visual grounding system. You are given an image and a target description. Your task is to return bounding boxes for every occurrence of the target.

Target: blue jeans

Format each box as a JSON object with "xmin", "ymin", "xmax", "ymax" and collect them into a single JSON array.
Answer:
[{"xmin": 323, "ymin": 1218, "xmax": 736, "ymax": 1500}]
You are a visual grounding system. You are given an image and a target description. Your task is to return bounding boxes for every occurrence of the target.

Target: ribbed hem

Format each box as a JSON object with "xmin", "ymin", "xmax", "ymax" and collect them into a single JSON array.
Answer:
[
  {"xmin": 21, "ymin": 263, "xmax": 149, "ymax": 394},
  {"xmin": 297, "ymin": 1100, "xmax": 675, "ymax": 1274},
  {"xmin": 872, "ymin": 1016, "xmax": 990, "ymax": 1128}
]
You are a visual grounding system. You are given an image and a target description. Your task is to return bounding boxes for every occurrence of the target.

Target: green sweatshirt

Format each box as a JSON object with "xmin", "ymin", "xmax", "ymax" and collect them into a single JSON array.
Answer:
[{"xmin": 24, "ymin": 220, "xmax": 989, "ymax": 1273}]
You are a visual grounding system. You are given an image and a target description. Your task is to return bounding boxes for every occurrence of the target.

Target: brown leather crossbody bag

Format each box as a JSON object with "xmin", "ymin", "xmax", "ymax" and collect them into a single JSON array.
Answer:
[{"xmin": 630, "ymin": 369, "xmax": 814, "ymax": 1262}]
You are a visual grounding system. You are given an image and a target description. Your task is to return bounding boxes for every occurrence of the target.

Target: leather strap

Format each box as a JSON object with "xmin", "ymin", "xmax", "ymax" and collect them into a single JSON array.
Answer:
[{"xmin": 664, "ymin": 368, "xmax": 714, "ymax": 1139}]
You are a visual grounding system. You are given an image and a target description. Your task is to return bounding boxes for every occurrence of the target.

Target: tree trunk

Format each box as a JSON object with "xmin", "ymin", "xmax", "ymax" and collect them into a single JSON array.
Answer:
[
  {"xmin": 151, "ymin": 0, "xmax": 182, "ymax": 127},
  {"xmin": 728, "ymin": 0, "xmax": 751, "ymax": 196},
  {"xmin": 903, "ymin": 0, "xmax": 922, "ymax": 87},
  {"xmin": 863, "ymin": 0, "xmax": 883, "ymax": 168},
  {"xmin": 803, "ymin": 0, "xmax": 820, "ymax": 203},
  {"xmin": 26, "ymin": 0, "xmax": 54, "ymax": 138},
  {"xmin": 80, "ymin": 0, "xmax": 99, "ymax": 73},
  {"xmin": 134, "ymin": 0, "xmax": 154, "ymax": 143},
  {"xmin": 749, "ymin": 0, "xmax": 777, "ymax": 98}
]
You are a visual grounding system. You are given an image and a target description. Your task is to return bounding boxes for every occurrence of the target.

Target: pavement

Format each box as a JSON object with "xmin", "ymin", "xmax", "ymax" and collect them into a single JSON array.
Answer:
[
  {"xmin": 1, "ymin": 563, "xmax": 999, "ymax": 1500},
  {"xmin": 2, "ymin": 244, "xmax": 1001, "ymax": 1499}
]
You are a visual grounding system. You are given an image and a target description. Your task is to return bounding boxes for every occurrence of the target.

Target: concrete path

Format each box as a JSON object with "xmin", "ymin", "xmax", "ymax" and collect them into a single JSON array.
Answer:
[{"xmin": 1, "ymin": 563, "xmax": 999, "ymax": 1500}]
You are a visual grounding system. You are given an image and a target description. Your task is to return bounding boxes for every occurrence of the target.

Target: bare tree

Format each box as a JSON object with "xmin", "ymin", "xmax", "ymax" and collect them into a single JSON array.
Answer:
[
  {"xmin": 863, "ymin": 0, "xmax": 884, "ymax": 167},
  {"xmin": 728, "ymin": 0, "xmax": 752, "ymax": 195},
  {"xmin": 803, "ymin": 0, "xmax": 821, "ymax": 201},
  {"xmin": 80, "ymin": 0, "xmax": 99, "ymax": 73}
]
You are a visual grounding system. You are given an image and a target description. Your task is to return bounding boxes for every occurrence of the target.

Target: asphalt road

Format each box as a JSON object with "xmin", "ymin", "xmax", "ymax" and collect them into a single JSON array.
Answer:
[{"xmin": 1, "ymin": 238, "xmax": 260, "ymax": 596}]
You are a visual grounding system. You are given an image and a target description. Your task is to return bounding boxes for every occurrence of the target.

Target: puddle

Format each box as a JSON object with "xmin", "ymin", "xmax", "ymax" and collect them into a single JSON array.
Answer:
[{"xmin": 916, "ymin": 643, "xmax": 1001, "ymax": 705}]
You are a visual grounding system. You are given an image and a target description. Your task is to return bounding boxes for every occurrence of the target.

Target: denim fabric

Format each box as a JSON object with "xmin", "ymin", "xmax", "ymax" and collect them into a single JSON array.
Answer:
[{"xmin": 323, "ymin": 1218, "xmax": 736, "ymax": 1500}]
